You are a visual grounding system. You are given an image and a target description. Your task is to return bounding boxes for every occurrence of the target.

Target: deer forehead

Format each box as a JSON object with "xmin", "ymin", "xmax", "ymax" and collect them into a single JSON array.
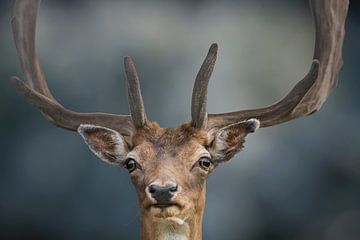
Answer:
[{"xmin": 129, "ymin": 122, "xmax": 210, "ymax": 164}]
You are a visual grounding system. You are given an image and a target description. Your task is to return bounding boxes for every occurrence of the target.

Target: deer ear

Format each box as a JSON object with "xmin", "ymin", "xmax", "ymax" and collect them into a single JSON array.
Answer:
[
  {"xmin": 208, "ymin": 119, "xmax": 260, "ymax": 162},
  {"xmin": 78, "ymin": 124, "xmax": 129, "ymax": 165}
]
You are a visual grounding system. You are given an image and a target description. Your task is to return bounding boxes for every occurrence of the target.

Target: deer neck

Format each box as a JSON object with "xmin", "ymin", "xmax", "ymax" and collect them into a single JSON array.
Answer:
[{"xmin": 139, "ymin": 189, "xmax": 206, "ymax": 240}]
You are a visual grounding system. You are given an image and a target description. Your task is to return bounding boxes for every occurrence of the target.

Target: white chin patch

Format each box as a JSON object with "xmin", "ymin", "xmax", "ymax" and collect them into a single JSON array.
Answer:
[{"xmin": 155, "ymin": 217, "xmax": 189, "ymax": 240}]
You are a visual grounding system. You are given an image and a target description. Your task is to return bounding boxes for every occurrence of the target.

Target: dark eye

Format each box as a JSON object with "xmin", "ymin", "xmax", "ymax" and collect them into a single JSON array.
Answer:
[
  {"xmin": 198, "ymin": 157, "xmax": 212, "ymax": 171},
  {"xmin": 124, "ymin": 158, "xmax": 137, "ymax": 173}
]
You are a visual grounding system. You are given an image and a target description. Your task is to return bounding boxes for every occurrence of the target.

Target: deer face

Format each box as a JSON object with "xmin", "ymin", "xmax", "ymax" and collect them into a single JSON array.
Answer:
[
  {"xmin": 128, "ymin": 123, "xmax": 210, "ymax": 221},
  {"xmin": 78, "ymin": 120, "xmax": 259, "ymax": 222}
]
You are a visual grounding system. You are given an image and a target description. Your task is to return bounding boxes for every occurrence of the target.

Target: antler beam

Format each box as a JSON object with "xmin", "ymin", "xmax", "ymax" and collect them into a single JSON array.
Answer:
[
  {"xmin": 11, "ymin": 0, "xmax": 149, "ymax": 135},
  {"xmin": 205, "ymin": 0, "xmax": 348, "ymax": 129}
]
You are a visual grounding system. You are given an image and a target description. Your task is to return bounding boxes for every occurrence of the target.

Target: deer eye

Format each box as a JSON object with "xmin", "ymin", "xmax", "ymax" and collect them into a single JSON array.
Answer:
[
  {"xmin": 198, "ymin": 157, "xmax": 212, "ymax": 171},
  {"xmin": 124, "ymin": 158, "xmax": 138, "ymax": 173}
]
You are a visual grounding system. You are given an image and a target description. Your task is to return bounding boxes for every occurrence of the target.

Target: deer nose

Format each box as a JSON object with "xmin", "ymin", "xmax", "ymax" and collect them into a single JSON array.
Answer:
[{"xmin": 148, "ymin": 183, "xmax": 178, "ymax": 203}]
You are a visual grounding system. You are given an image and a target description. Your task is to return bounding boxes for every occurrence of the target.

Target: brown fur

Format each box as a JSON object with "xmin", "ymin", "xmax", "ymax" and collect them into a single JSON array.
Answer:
[
  {"xmin": 125, "ymin": 122, "xmax": 211, "ymax": 239},
  {"xmin": 79, "ymin": 120, "xmax": 257, "ymax": 239},
  {"xmin": 86, "ymin": 129, "xmax": 117, "ymax": 152},
  {"xmin": 132, "ymin": 122, "xmax": 209, "ymax": 148}
]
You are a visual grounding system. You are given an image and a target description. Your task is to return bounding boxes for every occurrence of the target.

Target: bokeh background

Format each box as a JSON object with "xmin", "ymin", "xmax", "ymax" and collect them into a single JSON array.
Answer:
[{"xmin": 1, "ymin": 0, "xmax": 359, "ymax": 239}]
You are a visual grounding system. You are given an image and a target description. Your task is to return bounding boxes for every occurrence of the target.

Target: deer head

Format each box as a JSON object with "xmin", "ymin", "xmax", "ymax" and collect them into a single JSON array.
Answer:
[{"xmin": 11, "ymin": 0, "xmax": 348, "ymax": 239}]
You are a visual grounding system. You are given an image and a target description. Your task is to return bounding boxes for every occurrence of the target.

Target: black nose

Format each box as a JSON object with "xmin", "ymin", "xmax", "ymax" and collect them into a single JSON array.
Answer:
[{"xmin": 148, "ymin": 183, "xmax": 178, "ymax": 203}]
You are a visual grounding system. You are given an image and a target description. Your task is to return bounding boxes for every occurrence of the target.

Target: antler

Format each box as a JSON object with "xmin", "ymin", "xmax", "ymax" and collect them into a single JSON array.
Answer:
[
  {"xmin": 124, "ymin": 57, "xmax": 147, "ymax": 128},
  {"xmin": 191, "ymin": 43, "xmax": 218, "ymax": 129},
  {"xmin": 191, "ymin": 0, "xmax": 349, "ymax": 130},
  {"xmin": 11, "ymin": 0, "xmax": 148, "ymax": 135}
]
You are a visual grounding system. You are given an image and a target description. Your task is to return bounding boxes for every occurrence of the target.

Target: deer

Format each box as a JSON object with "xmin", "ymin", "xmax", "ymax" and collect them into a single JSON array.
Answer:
[{"xmin": 11, "ymin": 0, "xmax": 348, "ymax": 239}]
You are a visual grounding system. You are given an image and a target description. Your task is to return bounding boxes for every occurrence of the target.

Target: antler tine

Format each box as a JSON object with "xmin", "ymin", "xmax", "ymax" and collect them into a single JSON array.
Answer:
[
  {"xmin": 12, "ymin": 0, "xmax": 134, "ymax": 135},
  {"xmin": 124, "ymin": 57, "xmax": 147, "ymax": 128},
  {"xmin": 207, "ymin": 0, "xmax": 349, "ymax": 130},
  {"xmin": 191, "ymin": 43, "xmax": 218, "ymax": 128}
]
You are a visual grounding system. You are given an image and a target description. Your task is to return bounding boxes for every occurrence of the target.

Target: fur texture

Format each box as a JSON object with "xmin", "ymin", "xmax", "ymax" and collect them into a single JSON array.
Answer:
[
  {"xmin": 78, "ymin": 124, "xmax": 128, "ymax": 164},
  {"xmin": 77, "ymin": 119, "xmax": 259, "ymax": 240}
]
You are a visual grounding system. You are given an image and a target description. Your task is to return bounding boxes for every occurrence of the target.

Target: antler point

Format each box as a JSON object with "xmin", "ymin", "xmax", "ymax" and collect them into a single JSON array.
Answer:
[{"xmin": 209, "ymin": 43, "xmax": 218, "ymax": 54}]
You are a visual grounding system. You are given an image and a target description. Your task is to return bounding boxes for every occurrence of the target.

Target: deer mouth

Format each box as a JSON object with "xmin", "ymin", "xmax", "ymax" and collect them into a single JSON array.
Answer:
[
  {"xmin": 151, "ymin": 203, "xmax": 179, "ymax": 209},
  {"xmin": 149, "ymin": 202, "xmax": 186, "ymax": 219}
]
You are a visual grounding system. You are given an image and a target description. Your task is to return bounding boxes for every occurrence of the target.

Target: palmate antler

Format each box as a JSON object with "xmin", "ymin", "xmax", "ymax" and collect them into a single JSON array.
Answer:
[{"xmin": 191, "ymin": 0, "xmax": 349, "ymax": 130}]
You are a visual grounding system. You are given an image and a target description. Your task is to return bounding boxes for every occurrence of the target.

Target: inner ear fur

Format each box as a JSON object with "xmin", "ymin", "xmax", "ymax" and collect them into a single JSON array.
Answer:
[
  {"xmin": 78, "ymin": 124, "xmax": 129, "ymax": 165},
  {"xmin": 208, "ymin": 119, "xmax": 260, "ymax": 162}
]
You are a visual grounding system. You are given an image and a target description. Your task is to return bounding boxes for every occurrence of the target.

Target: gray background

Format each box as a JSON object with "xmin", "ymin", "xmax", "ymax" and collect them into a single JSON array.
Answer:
[{"xmin": 1, "ymin": 0, "xmax": 359, "ymax": 239}]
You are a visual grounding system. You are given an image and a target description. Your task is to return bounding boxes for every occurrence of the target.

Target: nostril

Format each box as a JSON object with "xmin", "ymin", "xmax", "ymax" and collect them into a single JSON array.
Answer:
[
  {"xmin": 147, "ymin": 183, "xmax": 178, "ymax": 202},
  {"xmin": 169, "ymin": 185, "xmax": 178, "ymax": 192},
  {"xmin": 148, "ymin": 185, "xmax": 156, "ymax": 194}
]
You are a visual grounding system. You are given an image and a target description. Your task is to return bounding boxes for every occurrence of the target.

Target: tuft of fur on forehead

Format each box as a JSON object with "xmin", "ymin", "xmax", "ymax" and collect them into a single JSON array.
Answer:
[{"xmin": 132, "ymin": 122, "xmax": 209, "ymax": 148}]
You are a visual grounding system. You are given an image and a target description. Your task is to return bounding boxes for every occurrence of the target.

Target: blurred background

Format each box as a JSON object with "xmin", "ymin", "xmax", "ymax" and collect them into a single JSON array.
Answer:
[{"xmin": 0, "ymin": 0, "xmax": 359, "ymax": 239}]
